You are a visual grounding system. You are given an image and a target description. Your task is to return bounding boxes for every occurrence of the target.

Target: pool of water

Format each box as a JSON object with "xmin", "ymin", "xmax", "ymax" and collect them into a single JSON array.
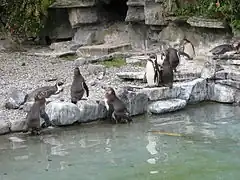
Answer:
[{"xmin": 0, "ymin": 102, "xmax": 240, "ymax": 180}]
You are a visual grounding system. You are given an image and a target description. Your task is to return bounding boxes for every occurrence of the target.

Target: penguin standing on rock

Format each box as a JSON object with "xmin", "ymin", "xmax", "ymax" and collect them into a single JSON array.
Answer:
[
  {"xmin": 181, "ymin": 38, "xmax": 196, "ymax": 59},
  {"xmin": 26, "ymin": 91, "xmax": 50, "ymax": 135},
  {"xmin": 145, "ymin": 53, "xmax": 164, "ymax": 87},
  {"xmin": 161, "ymin": 50, "xmax": 174, "ymax": 89},
  {"xmin": 71, "ymin": 67, "xmax": 89, "ymax": 104},
  {"xmin": 104, "ymin": 87, "xmax": 132, "ymax": 124}
]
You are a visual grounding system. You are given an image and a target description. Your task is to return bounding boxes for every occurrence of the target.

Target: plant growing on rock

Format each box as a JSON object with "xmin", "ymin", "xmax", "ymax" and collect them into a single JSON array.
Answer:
[{"xmin": 0, "ymin": 0, "xmax": 55, "ymax": 40}]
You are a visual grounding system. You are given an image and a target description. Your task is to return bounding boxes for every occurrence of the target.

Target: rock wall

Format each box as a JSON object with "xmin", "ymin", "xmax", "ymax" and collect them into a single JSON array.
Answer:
[{"xmin": 40, "ymin": 0, "xmax": 234, "ymax": 52}]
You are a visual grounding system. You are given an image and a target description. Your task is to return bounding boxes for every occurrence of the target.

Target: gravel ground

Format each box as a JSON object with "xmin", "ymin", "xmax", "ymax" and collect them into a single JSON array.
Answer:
[{"xmin": 0, "ymin": 49, "xmax": 145, "ymax": 124}]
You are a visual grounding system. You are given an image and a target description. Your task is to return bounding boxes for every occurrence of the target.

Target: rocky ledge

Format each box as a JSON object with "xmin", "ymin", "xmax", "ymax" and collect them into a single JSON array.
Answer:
[{"xmin": 1, "ymin": 51, "xmax": 240, "ymax": 135}]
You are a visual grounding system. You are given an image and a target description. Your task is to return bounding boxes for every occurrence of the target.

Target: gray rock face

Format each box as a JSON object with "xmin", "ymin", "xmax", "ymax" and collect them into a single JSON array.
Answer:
[
  {"xmin": 201, "ymin": 59, "xmax": 224, "ymax": 79},
  {"xmin": 118, "ymin": 88, "xmax": 149, "ymax": 116},
  {"xmin": 73, "ymin": 26, "xmax": 105, "ymax": 45},
  {"xmin": 45, "ymin": 102, "xmax": 81, "ymax": 126},
  {"xmin": 125, "ymin": 6, "xmax": 145, "ymax": 22},
  {"xmin": 0, "ymin": 112, "xmax": 10, "ymax": 135},
  {"xmin": 216, "ymin": 80, "xmax": 240, "ymax": 89},
  {"xmin": 50, "ymin": 0, "xmax": 97, "ymax": 8},
  {"xmin": 5, "ymin": 89, "xmax": 27, "ymax": 109},
  {"xmin": 68, "ymin": 7, "xmax": 98, "ymax": 28},
  {"xmin": 148, "ymin": 99, "xmax": 187, "ymax": 114},
  {"xmin": 10, "ymin": 118, "xmax": 27, "ymax": 132},
  {"xmin": 77, "ymin": 100, "xmax": 107, "ymax": 123},
  {"xmin": 207, "ymin": 83, "xmax": 236, "ymax": 103},
  {"xmin": 187, "ymin": 16, "xmax": 227, "ymax": 29},
  {"xmin": 116, "ymin": 72, "xmax": 145, "ymax": 80},
  {"xmin": 144, "ymin": 1, "xmax": 167, "ymax": 25},
  {"xmin": 87, "ymin": 64, "xmax": 106, "ymax": 76},
  {"xmin": 49, "ymin": 41, "xmax": 82, "ymax": 52}
]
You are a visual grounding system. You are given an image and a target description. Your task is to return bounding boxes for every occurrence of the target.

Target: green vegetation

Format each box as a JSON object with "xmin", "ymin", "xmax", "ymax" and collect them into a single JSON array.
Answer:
[
  {"xmin": 175, "ymin": 0, "xmax": 240, "ymax": 31},
  {"xmin": 0, "ymin": 0, "xmax": 55, "ymax": 39},
  {"xmin": 100, "ymin": 58, "xmax": 126, "ymax": 68}
]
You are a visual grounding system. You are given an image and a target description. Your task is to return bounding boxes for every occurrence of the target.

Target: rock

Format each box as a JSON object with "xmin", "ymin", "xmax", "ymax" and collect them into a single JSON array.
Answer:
[
  {"xmin": 140, "ymin": 86, "xmax": 181, "ymax": 101},
  {"xmin": 5, "ymin": 89, "xmax": 27, "ymax": 109},
  {"xmin": 144, "ymin": 1, "xmax": 168, "ymax": 25},
  {"xmin": 21, "ymin": 102, "xmax": 34, "ymax": 112},
  {"xmin": 50, "ymin": 0, "xmax": 97, "ymax": 8},
  {"xmin": 10, "ymin": 118, "xmax": 27, "ymax": 132},
  {"xmin": 116, "ymin": 72, "xmax": 145, "ymax": 80},
  {"xmin": 45, "ymin": 102, "xmax": 81, "ymax": 126},
  {"xmin": 216, "ymin": 80, "xmax": 240, "ymax": 89},
  {"xmin": 125, "ymin": 6, "xmax": 145, "ymax": 22},
  {"xmin": 148, "ymin": 99, "xmax": 187, "ymax": 114},
  {"xmin": 76, "ymin": 43, "xmax": 131, "ymax": 57},
  {"xmin": 97, "ymin": 72, "xmax": 104, "ymax": 80},
  {"xmin": 68, "ymin": 7, "xmax": 98, "ymax": 28},
  {"xmin": 27, "ymin": 51, "xmax": 76, "ymax": 58},
  {"xmin": 125, "ymin": 55, "xmax": 148, "ymax": 64},
  {"xmin": 87, "ymin": 64, "xmax": 106, "ymax": 75},
  {"xmin": 215, "ymin": 70, "xmax": 228, "ymax": 80},
  {"xmin": 207, "ymin": 83, "xmax": 236, "ymax": 103},
  {"xmin": 74, "ymin": 57, "xmax": 88, "ymax": 66},
  {"xmin": 187, "ymin": 16, "xmax": 227, "ymax": 29},
  {"xmin": 126, "ymin": 0, "xmax": 145, "ymax": 6},
  {"xmin": 49, "ymin": 41, "xmax": 82, "ymax": 52},
  {"xmin": 228, "ymin": 71, "xmax": 240, "ymax": 81},
  {"xmin": 201, "ymin": 58, "xmax": 224, "ymax": 79},
  {"xmin": 73, "ymin": 26, "xmax": 105, "ymax": 45},
  {"xmin": 77, "ymin": 100, "xmax": 107, "ymax": 123},
  {"xmin": 0, "ymin": 112, "xmax": 10, "ymax": 135},
  {"xmin": 117, "ymin": 88, "xmax": 149, "ymax": 116}
]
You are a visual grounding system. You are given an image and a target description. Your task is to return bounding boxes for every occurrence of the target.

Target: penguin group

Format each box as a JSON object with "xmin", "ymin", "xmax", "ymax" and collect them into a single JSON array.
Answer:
[
  {"xmin": 19, "ymin": 36, "xmax": 240, "ymax": 135},
  {"xmin": 145, "ymin": 37, "xmax": 240, "ymax": 89}
]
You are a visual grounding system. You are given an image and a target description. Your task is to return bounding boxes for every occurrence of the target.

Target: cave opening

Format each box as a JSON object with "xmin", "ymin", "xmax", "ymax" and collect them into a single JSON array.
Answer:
[{"xmin": 99, "ymin": 0, "xmax": 128, "ymax": 22}]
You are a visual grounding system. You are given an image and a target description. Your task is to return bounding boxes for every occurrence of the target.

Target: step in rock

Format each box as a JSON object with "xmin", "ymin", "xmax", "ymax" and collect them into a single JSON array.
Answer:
[
  {"xmin": 116, "ymin": 71, "xmax": 200, "ymax": 82},
  {"xmin": 187, "ymin": 16, "xmax": 227, "ymax": 29},
  {"xmin": 126, "ymin": 55, "xmax": 149, "ymax": 64},
  {"xmin": 216, "ymin": 80, "xmax": 240, "ymax": 89},
  {"xmin": 148, "ymin": 99, "xmax": 187, "ymax": 114},
  {"xmin": 76, "ymin": 43, "xmax": 131, "ymax": 57}
]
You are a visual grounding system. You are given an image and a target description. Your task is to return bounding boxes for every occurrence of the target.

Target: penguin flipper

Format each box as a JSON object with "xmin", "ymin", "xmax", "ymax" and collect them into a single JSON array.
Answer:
[{"xmin": 82, "ymin": 82, "xmax": 89, "ymax": 97}]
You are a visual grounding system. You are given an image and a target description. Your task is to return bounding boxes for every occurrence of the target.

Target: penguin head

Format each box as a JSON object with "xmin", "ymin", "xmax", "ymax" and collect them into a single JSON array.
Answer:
[
  {"xmin": 73, "ymin": 67, "xmax": 81, "ymax": 75},
  {"xmin": 105, "ymin": 87, "xmax": 116, "ymax": 96},
  {"xmin": 34, "ymin": 91, "xmax": 46, "ymax": 102},
  {"xmin": 148, "ymin": 53, "xmax": 157, "ymax": 64}
]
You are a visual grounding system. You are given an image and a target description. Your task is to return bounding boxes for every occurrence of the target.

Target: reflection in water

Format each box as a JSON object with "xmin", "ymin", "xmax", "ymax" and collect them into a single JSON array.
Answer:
[{"xmin": 0, "ymin": 103, "xmax": 240, "ymax": 180}]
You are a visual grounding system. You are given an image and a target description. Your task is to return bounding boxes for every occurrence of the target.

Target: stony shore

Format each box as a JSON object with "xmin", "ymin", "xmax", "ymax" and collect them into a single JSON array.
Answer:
[{"xmin": 1, "ymin": 46, "xmax": 240, "ymax": 135}]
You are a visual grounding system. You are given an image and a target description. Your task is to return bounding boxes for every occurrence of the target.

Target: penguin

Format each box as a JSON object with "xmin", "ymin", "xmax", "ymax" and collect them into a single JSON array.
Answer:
[
  {"xmin": 181, "ymin": 38, "xmax": 196, "ymax": 59},
  {"xmin": 104, "ymin": 87, "xmax": 132, "ymax": 124},
  {"xmin": 210, "ymin": 41, "xmax": 240, "ymax": 55},
  {"xmin": 145, "ymin": 53, "xmax": 164, "ymax": 87},
  {"xmin": 71, "ymin": 67, "xmax": 89, "ymax": 104},
  {"xmin": 164, "ymin": 48, "xmax": 191, "ymax": 73},
  {"xmin": 25, "ymin": 81, "xmax": 64, "ymax": 103},
  {"xmin": 26, "ymin": 91, "xmax": 48, "ymax": 135},
  {"xmin": 161, "ymin": 50, "xmax": 174, "ymax": 89}
]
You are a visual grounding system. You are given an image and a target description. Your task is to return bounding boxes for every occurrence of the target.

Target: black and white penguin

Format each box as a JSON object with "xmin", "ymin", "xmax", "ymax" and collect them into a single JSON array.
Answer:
[
  {"xmin": 145, "ymin": 53, "xmax": 164, "ymax": 87},
  {"xmin": 210, "ymin": 41, "xmax": 240, "ymax": 55},
  {"xmin": 70, "ymin": 67, "xmax": 89, "ymax": 104},
  {"xmin": 25, "ymin": 81, "xmax": 64, "ymax": 103},
  {"xmin": 181, "ymin": 38, "xmax": 195, "ymax": 59},
  {"xmin": 104, "ymin": 87, "xmax": 132, "ymax": 124}
]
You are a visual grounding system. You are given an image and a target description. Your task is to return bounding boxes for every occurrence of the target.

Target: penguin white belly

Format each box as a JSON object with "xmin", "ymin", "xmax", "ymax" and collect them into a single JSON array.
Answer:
[
  {"xmin": 156, "ymin": 54, "xmax": 164, "ymax": 65},
  {"xmin": 184, "ymin": 43, "xmax": 195, "ymax": 58},
  {"xmin": 145, "ymin": 61, "xmax": 155, "ymax": 86}
]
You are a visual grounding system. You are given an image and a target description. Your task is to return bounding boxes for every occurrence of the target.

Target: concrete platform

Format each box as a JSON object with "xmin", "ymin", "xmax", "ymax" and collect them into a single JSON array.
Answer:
[{"xmin": 76, "ymin": 43, "xmax": 132, "ymax": 56}]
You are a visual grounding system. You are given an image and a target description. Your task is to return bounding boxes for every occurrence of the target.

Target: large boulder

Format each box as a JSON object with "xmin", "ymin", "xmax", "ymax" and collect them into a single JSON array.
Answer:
[
  {"xmin": 5, "ymin": 89, "xmax": 27, "ymax": 109},
  {"xmin": 77, "ymin": 100, "xmax": 107, "ymax": 123},
  {"xmin": 148, "ymin": 99, "xmax": 187, "ymax": 114},
  {"xmin": 118, "ymin": 88, "xmax": 149, "ymax": 116},
  {"xmin": 0, "ymin": 112, "xmax": 10, "ymax": 135},
  {"xmin": 207, "ymin": 83, "xmax": 236, "ymax": 103},
  {"xmin": 45, "ymin": 102, "xmax": 81, "ymax": 126}
]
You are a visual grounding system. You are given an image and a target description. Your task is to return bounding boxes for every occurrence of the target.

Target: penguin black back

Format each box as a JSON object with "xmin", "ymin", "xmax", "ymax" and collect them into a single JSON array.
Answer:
[
  {"xmin": 165, "ymin": 48, "xmax": 180, "ymax": 72},
  {"xmin": 161, "ymin": 51, "xmax": 174, "ymax": 89},
  {"xmin": 71, "ymin": 67, "xmax": 89, "ymax": 104}
]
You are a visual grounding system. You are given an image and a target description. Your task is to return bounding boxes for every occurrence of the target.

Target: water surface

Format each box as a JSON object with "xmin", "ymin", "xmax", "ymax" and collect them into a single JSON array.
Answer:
[{"xmin": 0, "ymin": 102, "xmax": 240, "ymax": 180}]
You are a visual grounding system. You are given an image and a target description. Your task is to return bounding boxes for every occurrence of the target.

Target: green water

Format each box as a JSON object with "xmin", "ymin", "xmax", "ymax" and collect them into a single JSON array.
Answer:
[{"xmin": 0, "ymin": 102, "xmax": 240, "ymax": 180}]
